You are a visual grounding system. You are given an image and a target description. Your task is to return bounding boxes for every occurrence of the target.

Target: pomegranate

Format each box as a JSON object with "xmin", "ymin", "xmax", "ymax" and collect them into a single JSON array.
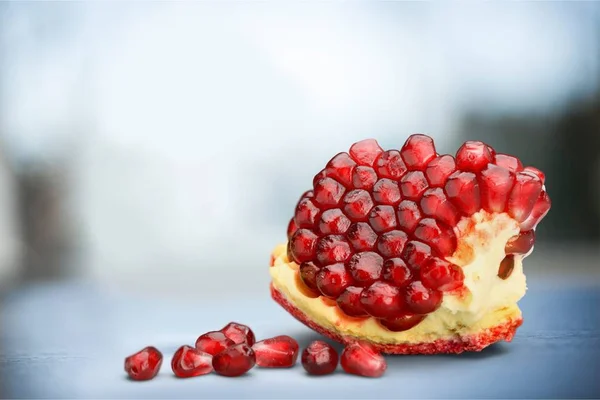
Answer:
[
  {"xmin": 212, "ymin": 343, "xmax": 256, "ymax": 377},
  {"xmin": 171, "ymin": 345, "xmax": 213, "ymax": 378},
  {"xmin": 195, "ymin": 331, "xmax": 235, "ymax": 356},
  {"xmin": 252, "ymin": 335, "xmax": 299, "ymax": 368},
  {"xmin": 124, "ymin": 346, "xmax": 163, "ymax": 381},
  {"xmin": 301, "ymin": 341, "xmax": 339, "ymax": 375},
  {"xmin": 220, "ymin": 322, "xmax": 256, "ymax": 346},
  {"xmin": 341, "ymin": 341, "xmax": 387, "ymax": 378}
]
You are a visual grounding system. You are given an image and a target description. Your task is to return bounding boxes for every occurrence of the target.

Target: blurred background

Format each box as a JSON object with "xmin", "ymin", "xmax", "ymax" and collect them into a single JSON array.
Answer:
[{"xmin": 0, "ymin": 1, "xmax": 599, "ymax": 396}]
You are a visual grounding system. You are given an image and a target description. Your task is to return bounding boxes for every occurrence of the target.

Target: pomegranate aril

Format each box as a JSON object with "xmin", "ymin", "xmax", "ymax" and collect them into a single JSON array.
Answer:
[
  {"xmin": 301, "ymin": 341, "xmax": 338, "ymax": 375},
  {"xmin": 349, "ymin": 139, "xmax": 384, "ymax": 167},
  {"xmin": 325, "ymin": 152, "xmax": 356, "ymax": 187},
  {"xmin": 479, "ymin": 164, "xmax": 516, "ymax": 213},
  {"xmin": 124, "ymin": 346, "xmax": 163, "ymax": 381},
  {"xmin": 376, "ymin": 230, "xmax": 408, "ymax": 258},
  {"xmin": 337, "ymin": 286, "xmax": 368, "ymax": 317},
  {"xmin": 382, "ymin": 258, "xmax": 412, "ymax": 286},
  {"xmin": 375, "ymin": 150, "xmax": 407, "ymax": 180},
  {"xmin": 343, "ymin": 189, "xmax": 374, "ymax": 221},
  {"xmin": 340, "ymin": 341, "xmax": 386, "ymax": 378},
  {"xmin": 346, "ymin": 222, "xmax": 378, "ymax": 251},
  {"xmin": 212, "ymin": 343, "xmax": 256, "ymax": 377},
  {"xmin": 414, "ymin": 218, "xmax": 457, "ymax": 257},
  {"xmin": 379, "ymin": 314, "xmax": 426, "ymax": 332},
  {"xmin": 313, "ymin": 170, "xmax": 327, "ymax": 187},
  {"xmin": 455, "ymin": 141, "xmax": 493, "ymax": 173},
  {"xmin": 401, "ymin": 241, "xmax": 433, "ymax": 272},
  {"xmin": 295, "ymin": 197, "xmax": 320, "ymax": 228},
  {"xmin": 220, "ymin": 322, "xmax": 256, "ymax": 346},
  {"xmin": 507, "ymin": 172, "xmax": 543, "ymax": 223},
  {"xmin": 287, "ymin": 218, "xmax": 298, "ymax": 240},
  {"xmin": 352, "ymin": 166, "xmax": 378, "ymax": 190},
  {"xmin": 426, "ymin": 155, "xmax": 456, "ymax": 187},
  {"xmin": 445, "ymin": 171, "xmax": 481, "ymax": 216},
  {"xmin": 368, "ymin": 205, "xmax": 398, "ymax": 233},
  {"xmin": 498, "ymin": 255, "xmax": 515, "ymax": 280},
  {"xmin": 299, "ymin": 262, "xmax": 321, "ymax": 291},
  {"xmin": 520, "ymin": 191, "xmax": 551, "ymax": 231},
  {"xmin": 420, "ymin": 258, "xmax": 464, "ymax": 291},
  {"xmin": 373, "ymin": 178, "xmax": 401, "ymax": 205},
  {"xmin": 317, "ymin": 263, "xmax": 353, "ymax": 298},
  {"xmin": 288, "ymin": 229, "xmax": 318, "ymax": 264},
  {"xmin": 316, "ymin": 235, "xmax": 352, "ymax": 265},
  {"xmin": 420, "ymin": 188, "xmax": 461, "ymax": 227},
  {"xmin": 171, "ymin": 345, "xmax": 213, "ymax": 378},
  {"xmin": 195, "ymin": 331, "xmax": 235, "ymax": 356},
  {"xmin": 523, "ymin": 166, "xmax": 545, "ymax": 184},
  {"xmin": 404, "ymin": 281, "xmax": 442, "ymax": 314},
  {"xmin": 495, "ymin": 153, "xmax": 523, "ymax": 173},
  {"xmin": 314, "ymin": 177, "xmax": 346, "ymax": 209},
  {"xmin": 505, "ymin": 230, "xmax": 535, "ymax": 255},
  {"xmin": 360, "ymin": 281, "xmax": 405, "ymax": 319},
  {"xmin": 318, "ymin": 208, "xmax": 351, "ymax": 235},
  {"xmin": 400, "ymin": 171, "xmax": 429, "ymax": 201},
  {"xmin": 347, "ymin": 251, "xmax": 383, "ymax": 286},
  {"xmin": 252, "ymin": 335, "xmax": 299, "ymax": 368},
  {"xmin": 487, "ymin": 145, "xmax": 497, "ymax": 157},
  {"xmin": 400, "ymin": 134, "xmax": 437, "ymax": 170},
  {"xmin": 396, "ymin": 200, "xmax": 422, "ymax": 233}
]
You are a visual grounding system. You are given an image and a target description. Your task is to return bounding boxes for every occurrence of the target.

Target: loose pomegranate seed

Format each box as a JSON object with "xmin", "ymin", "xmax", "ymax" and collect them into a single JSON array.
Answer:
[
  {"xmin": 382, "ymin": 258, "xmax": 412, "ymax": 286},
  {"xmin": 171, "ymin": 345, "xmax": 213, "ymax": 378},
  {"xmin": 288, "ymin": 229, "xmax": 318, "ymax": 264},
  {"xmin": 195, "ymin": 331, "xmax": 235, "ymax": 356},
  {"xmin": 400, "ymin": 134, "xmax": 437, "ymax": 170},
  {"xmin": 349, "ymin": 139, "xmax": 384, "ymax": 166},
  {"xmin": 455, "ymin": 141, "xmax": 493, "ymax": 173},
  {"xmin": 401, "ymin": 241, "xmax": 433, "ymax": 272},
  {"xmin": 352, "ymin": 166, "xmax": 378, "ymax": 190},
  {"xmin": 523, "ymin": 166, "xmax": 545, "ymax": 184},
  {"xmin": 325, "ymin": 152, "xmax": 356, "ymax": 187},
  {"xmin": 520, "ymin": 191, "xmax": 551, "ymax": 231},
  {"xmin": 494, "ymin": 153, "xmax": 523, "ymax": 173},
  {"xmin": 507, "ymin": 172, "xmax": 543, "ymax": 223},
  {"xmin": 414, "ymin": 218, "xmax": 457, "ymax": 257},
  {"xmin": 316, "ymin": 235, "xmax": 352, "ymax": 265},
  {"xmin": 340, "ymin": 341, "xmax": 386, "ymax": 378},
  {"xmin": 505, "ymin": 230, "xmax": 535, "ymax": 255},
  {"xmin": 220, "ymin": 322, "xmax": 256, "ymax": 346},
  {"xmin": 375, "ymin": 150, "xmax": 407, "ymax": 180},
  {"xmin": 337, "ymin": 286, "xmax": 368, "ymax": 317},
  {"xmin": 498, "ymin": 255, "xmax": 515, "ymax": 280},
  {"xmin": 252, "ymin": 335, "xmax": 299, "ymax": 368},
  {"xmin": 301, "ymin": 341, "xmax": 338, "ymax": 375},
  {"xmin": 372, "ymin": 178, "xmax": 401, "ymax": 205},
  {"xmin": 360, "ymin": 281, "xmax": 405, "ymax": 318},
  {"xmin": 445, "ymin": 171, "xmax": 481, "ymax": 215},
  {"xmin": 368, "ymin": 205, "xmax": 398, "ymax": 233},
  {"xmin": 347, "ymin": 251, "xmax": 383, "ymax": 286},
  {"xmin": 420, "ymin": 258, "xmax": 464, "ymax": 291},
  {"xmin": 399, "ymin": 171, "xmax": 429, "ymax": 200},
  {"xmin": 404, "ymin": 281, "xmax": 442, "ymax": 314},
  {"xmin": 287, "ymin": 218, "xmax": 298, "ymax": 240},
  {"xmin": 212, "ymin": 343, "xmax": 256, "ymax": 377},
  {"xmin": 124, "ymin": 346, "xmax": 163, "ymax": 381},
  {"xmin": 295, "ymin": 197, "xmax": 320, "ymax": 228},
  {"xmin": 426, "ymin": 155, "xmax": 456, "ymax": 187},
  {"xmin": 479, "ymin": 164, "xmax": 516, "ymax": 213},
  {"xmin": 376, "ymin": 230, "xmax": 408, "ymax": 258},
  {"xmin": 318, "ymin": 208, "xmax": 351, "ymax": 235},
  {"xmin": 346, "ymin": 222, "xmax": 378, "ymax": 251},
  {"xmin": 316, "ymin": 263, "xmax": 353, "ymax": 298},
  {"xmin": 420, "ymin": 188, "xmax": 461, "ymax": 227},
  {"xmin": 379, "ymin": 314, "xmax": 426, "ymax": 332},
  {"xmin": 396, "ymin": 200, "xmax": 422, "ymax": 233},
  {"xmin": 299, "ymin": 262, "xmax": 321, "ymax": 291},
  {"xmin": 314, "ymin": 177, "xmax": 346, "ymax": 209},
  {"xmin": 343, "ymin": 189, "xmax": 374, "ymax": 221}
]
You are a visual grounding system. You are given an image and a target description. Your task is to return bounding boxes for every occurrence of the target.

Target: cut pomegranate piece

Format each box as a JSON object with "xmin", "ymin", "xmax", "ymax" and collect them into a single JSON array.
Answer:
[
  {"xmin": 314, "ymin": 177, "xmax": 346, "ymax": 209},
  {"xmin": 455, "ymin": 141, "xmax": 493, "ymax": 173},
  {"xmin": 396, "ymin": 200, "xmax": 422, "ymax": 233},
  {"xmin": 426, "ymin": 155, "xmax": 456, "ymax": 187},
  {"xmin": 340, "ymin": 341, "xmax": 386, "ymax": 378},
  {"xmin": 288, "ymin": 229, "xmax": 318, "ymax": 264},
  {"xmin": 479, "ymin": 164, "xmax": 516, "ymax": 213},
  {"xmin": 318, "ymin": 209, "xmax": 351, "ymax": 235},
  {"xmin": 195, "ymin": 331, "xmax": 235, "ymax": 356},
  {"xmin": 368, "ymin": 205, "xmax": 398, "ymax": 233},
  {"xmin": 520, "ymin": 191, "xmax": 551, "ymax": 231},
  {"xmin": 401, "ymin": 241, "xmax": 433, "ymax": 272},
  {"xmin": 352, "ymin": 166, "xmax": 378, "ymax": 190},
  {"xmin": 287, "ymin": 218, "xmax": 298, "ymax": 240},
  {"xmin": 498, "ymin": 255, "xmax": 515, "ymax": 280},
  {"xmin": 347, "ymin": 251, "xmax": 383, "ymax": 287},
  {"xmin": 295, "ymin": 197, "xmax": 320, "ymax": 228},
  {"xmin": 507, "ymin": 172, "xmax": 543, "ymax": 223},
  {"xmin": 316, "ymin": 235, "xmax": 352, "ymax": 265},
  {"xmin": 373, "ymin": 178, "xmax": 402, "ymax": 205},
  {"xmin": 337, "ymin": 286, "xmax": 368, "ymax": 317},
  {"xmin": 316, "ymin": 263, "xmax": 353, "ymax": 298},
  {"xmin": 212, "ymin": 343, "xmax": 256, "ymax": 377},
  {"xmin": 445, "ymin": 171, "xmax": 481, "ymax": 216},
  {"xmin": 420, "ymin": 258, "xmax": 464, "ymax": 291},
  {"xmin": 299, "ymin": 262, "xmax": 321, "ymax": 291},
  {"xmin": 360, "ymin": 281, "xmax": 405, "ymax": 319},
  {"xmin": 494, "ymin": 153, "xmax": 523, "ymax": 173},
  {"xmin": 343, "ymin": 189, "xmax": 374, "ymax": 221},
  {"xmin": 505, "ymin": 230, "xmax": 535, "ymax": 255},
  {"xmin": 124, "ymin": 346, "xmax": 163, "ymax": 381},
  {"xmin": 379, "ymin": 314, "xmax": 426, "ymax": 332},
  {"xmin": 171, "ymin": 345, "xmax": 213, "ymax": 378},
  {"xmin": 301, "ymin": 341, "xmax": 338, "ymax": 375},
  {"xmin": 399, "ymin": 171, "xmax": 429, "ymax": 200},
  {"xmin": 376, "ymin": 230, "xmax": 408, "ymax": 258},
  {"xmin": 252, "ymin": 335, "xmax": 299, "ymax": 368},
  {"xmin": 414, "ymin": 218, "xmax": 457, "ymax": 257},
  {"xmin": 220, "ymin": 322, "xmax": 256, "ymax": 346},
  {"xmin": 349, "ymin": 139, "xmax": 384, "ymax": 166},
  {"xmin": 382, "ymin": 258, "xmax": 412, "ymax": 286},
  {"xmin": 400, "ymin": 134, "xmax": 437, "ymax": 170},
  {"xmin": 325, "ymin": 152, "xmax": 356, "ymax": 187},
  {"xmin": 404, "ymin": 281, "xmax": 442, "ymax": 314},
  {"xmin": 420, "ymin": 188, "xmax": 461, "ymax": 227},
  {"xmin": 346, "ymin": 222, "xmax": 378, "ymax": 251},
  {"xmin": 375, "ymin": 150, "xmax": 407, "ymax": 179}
]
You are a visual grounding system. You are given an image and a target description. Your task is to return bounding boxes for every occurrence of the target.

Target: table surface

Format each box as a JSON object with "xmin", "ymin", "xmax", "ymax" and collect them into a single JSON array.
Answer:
[{"xmin": 1, "ymin": 280, "xmax": 599, "ymax": 399}]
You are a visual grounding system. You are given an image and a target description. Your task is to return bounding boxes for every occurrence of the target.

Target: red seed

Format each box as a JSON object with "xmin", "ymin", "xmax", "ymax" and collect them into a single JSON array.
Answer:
[
  {"xmin": 445, "ymin": 171, "xmax": 481, "ymax": 215},
  {"xmin": 478, "ymin": 164, "xmax": 516, "ymax": 213},
  {"xmin": 498, "ymin": 255, "xmax": 515, "ymax": 280},
  {"xmin": 313, "ymin": 170, "xmax": 327, "ymax": 187},
  {"xmin": 195, "ymin": 332, "xmax": 235, "ymax": 356},
  {"xmin": 487, "ymin": 145, "xmax": 497, "ymax": 157},
  {"xmin": 404, "ymin": 281, "xmax": 442, "ymax": 314},
  {"xmin": 376, "ymin": 230, "xmax": 409, "ymax": 258},
  {"xmin": 288, "ymin": 229, "xmax": 318, "ymax": 264},
  {"xmin": 295, "ymin": 197, "xmax": 320, "ymax": 228},
  {"xmin": 426, "ymin": 155, "xmax": 456, "ymax": 187},
  {"xmin": 368, "ymin": 205, "xmax": 398, "ymax": 233},
  {"xmin": 401, "ymin": 241, "xmax": 433, "ymax": 272},
  {"xmin": 337, "ymin": 286, "xmax": 368, "ymax": 317},
  {"xmin": 171, "ymin": 345, "xmax": 213, "ymax": 378},
  {"xmin": 325, "ymin": 152, "xmax": 356, "ymax": 187},
  {"xmin": 212, "ymin": 343, "xmax": 256, "ymax": 377},
  {"xmin": 343, "ymin": 189, "xmax": 374, "ymax": 221},
  {"xmin": 360, "ymin": 281, "xmax": 405, "ymax": 319},
  {"xmin": 455, "ymin": 141, "xmax": 493, "ymax": 173},
  {"xmin": 495, "ymin": 153, "xmax": 523, "ymax": 173},
  {"xmin": 507, "ymin": 172, "xmax": 543, "ymax": 223},
  {"xmin": 505, "ymin": 230, "xmax": 535, "ymax": 255},
  {"xmin": 414, "ymin": 218, "xmax": 457, "ymax": 257},
  {"xmin": 299, "ymin": 262, "xmax": 321, "ymax": 291},
  {"xmin": 349, "ymin": 139, "xmax": 384, "ymax": 167},
  {"xmin": 347, "ymin": 251, "xmax": 384, "ymax": 286},
  {"xmin": 420, "ymin": 188, "xmax": 461, "ymax": 227},
  {"xmin": 399, "ymin": 171, "xmax": 429, "ymax": 201},
  {"xmin": 318, "ymin": 208, "xmax": 351, "ymax": 235},
  {"xmin": 375, "ymin": 150, "xmax": 407, "ymax": 180},
  {"xmin": 286, "ymin": 218, "xmax": 298, "ymax": 240},
  {"xmin": 372, "ymin": 178, "xmax": 402, "ymax": 205},
  {"xmin": 314, "ymin": 177, "xmax": 346, "ymax": 209},
  {"xmin": 346, "ymin": 222, "xmax": 378, "ymax": 251},
  {"xmin": 252, "ymin": 335, "xmax": 299, "ymax": 368},
  {"xmin": 124, "ymin": 346, "xmax": 163, "ymax": 381},
  {"xmin": 316, "ymin": 263, "xmax": 353, "ymax": 298},
  {"xmin": 520, "ymin": 191, "xmax": 551, "ymax": 231},
  {"xmin": 301, "ymin": 341, "xmax": 339, "ymax": 375},
  {"xmin": 220, "ymin": 322, "xmax": 256, "ymax": 346},
  {"xmin": 340, "ymin": 341, "xmax": 386, "ymax": 378},
  {"xmin": 382, "ymin": 258, "xmax": 412, "ymax": 286},
  {"xmin": 379, "ymin": 314, "xmax": 426, "ymax": 332},
  {"xmin": 316, "ymin": 235, "xmax": 352, "ymax": 265},
  {"xmin": 400, "ymin": 134, "xmax": 437, "ymax": 170},
  {"xmin": 420, "ymin": 258, "xmax": 464, "ymax": 291},
  {"xmin": 396, "ymin": 200, "xmax": 422, "ymax": 233},
  {"xmin": 352, "ymin": 166, "xmax": 378, "ymax": 190},
  {"xmin": 523, "ymin": 166, "xmax": 545, "ymax": 184}
]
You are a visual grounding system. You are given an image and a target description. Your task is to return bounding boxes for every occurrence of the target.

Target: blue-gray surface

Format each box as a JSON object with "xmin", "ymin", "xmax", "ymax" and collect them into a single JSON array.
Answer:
[{"xmin": 1, "ymin": 281, "xmax": 599, "ymax": 399}]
